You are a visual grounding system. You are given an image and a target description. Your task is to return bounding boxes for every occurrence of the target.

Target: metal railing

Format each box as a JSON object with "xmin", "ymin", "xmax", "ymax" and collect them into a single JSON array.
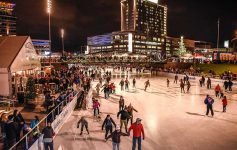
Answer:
[{"xmin": 9, "ymin": 90, "xmax": 80, "ymax": 150}]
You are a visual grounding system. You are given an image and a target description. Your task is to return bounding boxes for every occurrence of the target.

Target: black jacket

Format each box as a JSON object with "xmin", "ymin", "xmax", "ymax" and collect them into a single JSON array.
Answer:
[
  {"xmin": 5, "ymin": 121, "xmax": 18, "ymax": 140},
  {"xmin": 117, "ymin": 110, "xmax": 129, "ymax": 120},
  {"xmin": 106, "ymin": 131, "xmax": 127, "ymax": 143},
  {"xmin": 102, "ymin": 118, "xmax": 116, "ymax": 130},
  {"xmin": 42, "ymin": 126, "xmax": 55, "ymax": 139}
]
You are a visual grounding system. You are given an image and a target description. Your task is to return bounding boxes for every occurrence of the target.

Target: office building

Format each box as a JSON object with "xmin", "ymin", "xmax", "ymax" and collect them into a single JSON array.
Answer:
[
  {"xmin": 121, "ymin": 0, "xmax": 167, "ymax": 37},
  {"xmin": 87, "ymin": 0, "xmax": 167, "ymax": 56},
  {"xmin": 0, "ymin": 1, "xmax": 16, "ymax": 36}
]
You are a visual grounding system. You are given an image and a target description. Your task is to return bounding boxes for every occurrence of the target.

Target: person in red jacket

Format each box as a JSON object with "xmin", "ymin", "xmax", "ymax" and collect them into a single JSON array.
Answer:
[
  {"xmin": 222, "ymin": 96, "xmax": 228, "ymax": 112},
  {"xmin": 128, "ymin": 118, "xmax": 145, "ymax": 150},
  {"xmin": 214, "ymin": 84, "xmax": 221, "ymax": 98}
]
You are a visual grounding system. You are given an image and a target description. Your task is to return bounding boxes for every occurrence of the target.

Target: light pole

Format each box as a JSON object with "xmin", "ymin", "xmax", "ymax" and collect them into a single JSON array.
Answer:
[
  {"xmin": 47, "ymin": 0, "xmax": 52, "ymax": 66},
  {"xmin": 217, "ymin": 18, "xmax": 220, "ymax": 51},
  {"xmin": 61, "ymin": 28, "xmax": 65, "ymax": 57}
]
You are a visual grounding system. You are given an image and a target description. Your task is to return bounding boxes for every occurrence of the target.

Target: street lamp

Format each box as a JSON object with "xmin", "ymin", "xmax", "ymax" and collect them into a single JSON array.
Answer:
[
  {"xmin": 61, "ymin": 28, "xmax": 65, "ymax": 57},
  {"xmin": 47, "ymin": 0, "xmax": 52, "ymax": 66}
]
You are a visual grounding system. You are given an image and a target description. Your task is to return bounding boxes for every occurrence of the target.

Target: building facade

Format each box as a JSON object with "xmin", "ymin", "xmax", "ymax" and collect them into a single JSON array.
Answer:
[
  {"xmin": 88, "ymin": 0, "xmax": 167, "ymax": 56},
  {"xmin": 121, "ymin": 0, "xmax": 167, "ymax": 37},
  {"xmin": 32, "ymin": 39, "xmax": 51, "ymax": 57},
  {"xmin": 0, "ymin": 1, "xmax": 16, "ymax": 36},
  {"xmin": 87, "ymin": 31, "xmax": 166, "ymax": 56}
]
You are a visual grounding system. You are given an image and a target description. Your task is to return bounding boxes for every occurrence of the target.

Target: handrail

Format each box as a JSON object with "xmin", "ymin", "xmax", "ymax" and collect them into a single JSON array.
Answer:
[{"xmin": 9, "ymin": 90, "xmax": 80, "ymax": 150}]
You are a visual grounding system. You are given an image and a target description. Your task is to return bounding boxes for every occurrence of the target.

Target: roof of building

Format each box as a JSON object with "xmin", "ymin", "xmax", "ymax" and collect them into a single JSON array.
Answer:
[{"xmin": 0, "ymin": 36, "xmax": 29, "ymax": 69}]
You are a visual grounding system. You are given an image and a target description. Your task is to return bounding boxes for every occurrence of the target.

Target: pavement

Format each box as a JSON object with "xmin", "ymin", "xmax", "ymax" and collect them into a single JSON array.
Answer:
[{"xmin": 54, "ymin": 74, "xmax": 237, "ymax": 150}]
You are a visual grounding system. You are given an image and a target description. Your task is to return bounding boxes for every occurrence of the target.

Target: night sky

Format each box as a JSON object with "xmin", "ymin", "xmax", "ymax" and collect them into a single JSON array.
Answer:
[{"xmin": 13, "ymin": 0, "xmax": 237, "ymax": 51}]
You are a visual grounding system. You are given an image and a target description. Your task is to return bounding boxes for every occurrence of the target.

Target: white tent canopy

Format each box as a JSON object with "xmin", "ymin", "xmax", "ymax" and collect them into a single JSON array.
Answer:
[{"xmin": 0, "ymin": 36, "xmax": 41, "ymax": 97}]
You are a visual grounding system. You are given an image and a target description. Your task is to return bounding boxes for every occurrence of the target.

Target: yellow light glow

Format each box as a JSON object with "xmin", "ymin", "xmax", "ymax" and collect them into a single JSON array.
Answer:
[
  {"xmin": 47, "ymin": 0, "xmax": 52, "ymax": 14},
  {"xmin": 147, "ymin": 0, "xmax": 158, "ymax": 3},
  {"xmin": 128, "ymin": 33, "xmax": 133, "ymax": 53},
  {"xmin": 61, "ymin": 29, "xmax": 64, "ymax": 38}
]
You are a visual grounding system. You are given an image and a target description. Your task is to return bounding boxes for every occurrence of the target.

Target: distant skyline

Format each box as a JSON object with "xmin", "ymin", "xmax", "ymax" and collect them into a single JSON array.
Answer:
[{"xmin": 14, "ymin": 0, "xmax": 237, "ymax": 51}]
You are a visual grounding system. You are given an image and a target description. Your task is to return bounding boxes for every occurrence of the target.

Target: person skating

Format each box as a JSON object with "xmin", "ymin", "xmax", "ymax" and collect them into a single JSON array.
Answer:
[
  {"xmin": 201, "ymin": 76, "xmax": 205, "ymax": 86},
  {"xmin": 125, "ymin": 78, "xmax": 130, "ymax": 91},
  {"xmin": 96, "ymin": 83, "xmax": 101, "ymax": 96},
  {"xmin": 128, "ymin": 118, "xmax": 145, "ymax": 150},
  {"xmin": 102, "ymin": 84, "xmax": 110, "ymax": 99},
  {"xmin": 117, "ymin": 107, "xmax": 130, "ymax": 133},
  {"xmin": 127, "ymin": 104, "xmax": 138, "ymax": 125},
  {"xmin": 187, "ymin": 80, "xmax": 191, "ymax": 93},
  {"xmin": 119, "ymin": 96, "xmax": 125, "ymax": 111},
  {"xmin": 204, "ymin": 95, "xmax": 214, "ymax": 117},
  {"xmin": 174, "ymin": 74, "xmax": 178, "ymax": 84},
  {"xmin": 180, "ymin": 79, "xmax": 185, "ymax": 93},
  {"xmin": 119, "ymin": 79, "xmax": 125, "ymax": 91},
  {"xmin": 133, "ymin": 78, "xmax": 136, "ymax": 88},
  {"xmin": 207, "ymin": 77, "xmax": 211, "ymax": 89},
  {"xmin": 167, "ymin": 79, "xmax": 170, "ymax": 87},
  {"xmin": 77, "ymin": 116, "xmax": 89, "ymax": 135},
  {"xmin": 223, "ymin": 80, "xmax": 229, "ymax": 92},
  {"xmin": 228, "ymin": 80, "xmax": 233, "ymax": 91},
  {"xmin": 144, "ymin": 80, "xmax": 150, "ymax": 91},
  {"xmin": 222, "ymin": 96, "xmax": 227, "ymax": 112},
  {"xmin": 42, "ymin": 121, "xmax": 55, "ymax": 150},
  {"xmin": 214, "ymin": 84, "xmax": 221, "ymax": 98},
  {"xmin": 105, "ymin": 126, "xmax": 128, "ymax": 150},
  {"xmin": 102, "ymin": 115, "xmax": 116, "ymax": 139},
  {"xmin": 93, "ymin": 98, "xmax": 100, "ymax": 117}
]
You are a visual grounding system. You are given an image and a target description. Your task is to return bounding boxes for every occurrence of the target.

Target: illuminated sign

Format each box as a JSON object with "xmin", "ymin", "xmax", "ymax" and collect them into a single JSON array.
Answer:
[
  {"xmin": 128, "ymin": 33, "xmax": 133, "ymax": 53},
  {"xmin": 147, "ymin": 0, "xmax": 158, "ymax": 4},
  {"xmin": 224, "ymin": 40, "xmax": 229, "ymax": 48}
]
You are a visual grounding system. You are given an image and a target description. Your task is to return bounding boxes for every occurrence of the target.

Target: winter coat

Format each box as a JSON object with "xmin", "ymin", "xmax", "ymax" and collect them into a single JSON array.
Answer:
[
  {"xmin": 5, "ymin": 121, "xmax": 18, "ymax": 140},
  {"xmin": 102, "ymin": 118, "xmax": 116, "ymax": 130},
  {"xmin": 129, "ymin": 123, "xmax": 145, "ymax": 138},
  {"xmin": 106, "ymin": 131, "xmax": 127, "ymax": 143},
  {"xmin": 117, "ymin": 110, "xmax": 130, "ymax": 120},
  {"xmin": 222, "ymin": 98, "xmax": 227, "ymax": 106},
  {"xmin": 93, "ymin": 101, "xmax": 100, "ymax": 109}
]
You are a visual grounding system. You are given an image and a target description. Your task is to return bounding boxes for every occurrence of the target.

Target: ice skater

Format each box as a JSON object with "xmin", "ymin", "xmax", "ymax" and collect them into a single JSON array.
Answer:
[
  {"xmin": 180, "ymin": 79, "xmax": 185, "ymax": 93},
  {"xmin": 127, "ymin": 103, "xmax": 138, "ymax": 125},
  {"xmin": 117, "ymin": 107, "xmax": 129, "ymax": 133},
  {"xmin": 222, "ymin": 96, "xmax": 227, "ymax": 112},
  {"xmin": 174, "ymin": 74, "xmax": 178, "ymax": 84},
  {"xmin": 204, "ymin": 95, "xmax": 214, "ymax": 117},
  {"xmin": 133, "ymin": 78, "xmax": 136, "ymax": 88},
  {"xmin": 125, "ymin": 78, "xmax": 130, "ymax": 91},
  {"xmin": 187, "ymin": 80, "xmax": 191, "ymax": 93},
  {"xmin": 128, "ymin": 118, "xmax": 145, "ymax": 150},
  {"xmin": 119, "ymin": 96, "xmax": 125, "ymax": 111},
  {"xmin": 105, "ymin": 126, "xmax": 128, "ymax": 150},
  {"xmin": 119, "ymin": 79, "xmax": 125, "ymax": 91},
  {"xmin": 214, "ymin": 84, "xmax": 221, "ymax": 98},
  {"xmin": 77, "ymin": 116, "xmax": 89, "ymax": 135},
  {"xmin": 102, "ymin": 115, "xmax": 116, "ymax": 139},
  {"xmin": 144, "ymin": 80, "xmax": 150, "ymax": 91},
  {"xmin": 167, "ymin": 78, "xmax": 170, "ymax": 87}
]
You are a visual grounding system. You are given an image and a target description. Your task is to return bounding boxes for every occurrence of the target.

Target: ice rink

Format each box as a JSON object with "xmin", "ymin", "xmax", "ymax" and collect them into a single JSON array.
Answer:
[{"xmin": 54, "ymin": 73, "xmax": 237, "ymax": 150}]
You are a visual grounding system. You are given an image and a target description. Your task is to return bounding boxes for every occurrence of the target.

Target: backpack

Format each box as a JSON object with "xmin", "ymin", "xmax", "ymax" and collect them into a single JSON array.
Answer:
[
  {"xmin": 204, "ymin": 99, "xmax": 208, "ymax": 104},
  {"xmin": 107, "ymin": 119, "xmax": 112, "ymax": 126}
]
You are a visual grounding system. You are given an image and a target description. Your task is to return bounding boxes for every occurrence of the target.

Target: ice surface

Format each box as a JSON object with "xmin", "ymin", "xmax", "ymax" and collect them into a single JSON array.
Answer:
[{"xmin": 54, "ymin": 74, "xmax": 237, "ymax": 150}]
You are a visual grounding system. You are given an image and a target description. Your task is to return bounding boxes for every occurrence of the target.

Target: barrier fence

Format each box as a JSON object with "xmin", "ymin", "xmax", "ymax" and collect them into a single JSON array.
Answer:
[{"xmin": 9, "ymin": 90, "xmax": 81, "ymax": 150}]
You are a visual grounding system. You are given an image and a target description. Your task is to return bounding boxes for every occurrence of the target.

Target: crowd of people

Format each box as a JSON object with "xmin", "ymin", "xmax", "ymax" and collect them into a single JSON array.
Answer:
[{"xmin": 2, "ymin": 65, "xmax": 236, "ymax": 150}]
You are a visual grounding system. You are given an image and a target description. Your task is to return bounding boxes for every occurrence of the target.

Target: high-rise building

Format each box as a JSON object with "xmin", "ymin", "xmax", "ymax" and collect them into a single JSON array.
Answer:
[
  {"xmin": 0, "ymin": 1, "xmax": 16, "ymax": 36},
  {"xmin": 121, "ymin": 0, "xmax": 167, "ymax": 37}
]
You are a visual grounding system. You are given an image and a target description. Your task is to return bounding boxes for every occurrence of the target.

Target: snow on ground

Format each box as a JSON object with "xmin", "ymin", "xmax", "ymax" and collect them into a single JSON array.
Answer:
[{"xmin": 54, "ymin": 73, "xmax": 237, "ymax": 150}]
